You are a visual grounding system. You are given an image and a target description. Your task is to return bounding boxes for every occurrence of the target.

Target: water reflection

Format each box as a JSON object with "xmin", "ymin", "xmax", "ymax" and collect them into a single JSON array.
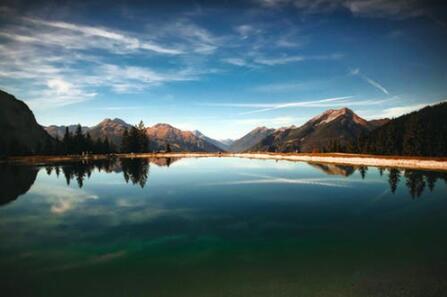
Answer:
[
  {"xmin": 121, "ymin": 158, "xmax": 150, "ymax": 188},
  {"xmin": 309, "ymin": 163, "xmax": 356, "ymax": 176},
  {"xmin": 388, "ymin": 168, "xmax": 400, "ymax": 194},
  {"xmin": 1, "ymin": 158, "xmax": 446, "ymax": 297},
  {"xmin": 0, "ymin": 163, "xmax": 38, "ymax": 206},
  {"xmin": 0, "ymin": 159, "xmax": 446, "ymax": 206},
  {"xmin": 306, "ymin": 162, "xmax": 446, "ymax": 198},
  {"xmin": 44, "ymin": 157, "xmax": 180, "ymax": 189}
]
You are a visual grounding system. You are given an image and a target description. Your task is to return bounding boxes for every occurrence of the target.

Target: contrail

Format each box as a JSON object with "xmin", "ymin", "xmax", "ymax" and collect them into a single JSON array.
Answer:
[
  {"xmin": 350, "ymin": 68, "xmax": 390, "ymax": 95},
  {"xmin": 361, "ymin": 75, "xmax": 390, "ymax": 95}
]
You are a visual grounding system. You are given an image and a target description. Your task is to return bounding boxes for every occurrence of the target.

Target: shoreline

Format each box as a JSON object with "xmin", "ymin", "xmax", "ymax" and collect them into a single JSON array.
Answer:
[{"xmin": 3, "ymin": 152, "xmax": 447, "ymax": 171}]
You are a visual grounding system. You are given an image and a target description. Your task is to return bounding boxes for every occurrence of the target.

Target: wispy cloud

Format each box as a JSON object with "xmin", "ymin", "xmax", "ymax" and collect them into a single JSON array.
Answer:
[
  {"xmin": 380, "ymin": 104, "xmax": 426, "ymax": 118},
  {"xmin": 150, "ymin": 18, "xmax": 223, "ymax": 55},
  {"xmin": 16, "ymin": 16, "xmax": 183, "ymax": 55},
  {"xmin": 222, "ymin": 53, "xmax": 342, "ymax": 68},
  {"xmin": 234, "ymin": 24, "xmax": 261, "ymax": 39},
  {"xmin": 204, "ymin": 173, "xmax": 351, "ymax": 188},
  {"xmin": 251, "ymin": 80, "xmax": 325, "ymax": 93},
  {"xmin": 0, "ymin": 10, "xmax": 229, "ymax": 109},
  {"xmin": 91, "ymin": 64, "xmax": 199, "ymax": 92},
  {"xmin": 344, "ymin": 0, "xmax": 425, "ymax": 18},
  {"xmin": 254, "ymin": 53, "xmax": 343, "ymax": 66},
  {"xmin": 222, "ymin": 57, "xmax": 252, "ymax": 67},
  {"xmin": 200, "ymin": 95, "xmax": 396, "ymax": 116},
  {"xmin": 0, "ymin": 15, "xmax": 210, "ymax": 108},
  {"xmin": 239, "ymin": 96, "xmax": 353, "ymax": 114},
  {"xmin": 233, "ymin": 116, "xmax": 304, "ymax": 127},
  {"xmin": 26, "ymin": 78, "xmax": 97, "ymax": 110},
  {"xmin": 350, "ymin": 68, "xmax": 389, "ymax": 95},
  {"xmin": 255, "ymin": 0, "xmax": 427, "ymax": 19},
  {"xmin": 367, "ymin": 100, "xmax": 446, "ymax": 119}
]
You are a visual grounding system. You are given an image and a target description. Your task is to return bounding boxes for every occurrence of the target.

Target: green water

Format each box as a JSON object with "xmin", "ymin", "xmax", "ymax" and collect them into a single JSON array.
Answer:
[{"xmin": 0, "ymin": 157, "xmax": 446, "ymax": 297}]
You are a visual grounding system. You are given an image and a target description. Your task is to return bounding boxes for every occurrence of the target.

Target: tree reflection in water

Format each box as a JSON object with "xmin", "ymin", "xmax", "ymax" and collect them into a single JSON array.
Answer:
[
  {"xmin": 388, "ymin": 168, "xmax": 401, "ymax": 194},
  {"xmin": 308, "ymin": 162, "xmax": 447, "ymax": 199},
  {"xmin": 40, "ymin": 157, "xmax": 178, "ymax": 189},
  {"xmin": 121, "ymin": 158, "xmax": 150, "ymax": 188},
  {"xmin": 0, "ymin": 159, "xmax": 446, "ymax": 207},
  {"xmin": 386, "ymin": 167, "xmax": 447, "ymax": 198}
]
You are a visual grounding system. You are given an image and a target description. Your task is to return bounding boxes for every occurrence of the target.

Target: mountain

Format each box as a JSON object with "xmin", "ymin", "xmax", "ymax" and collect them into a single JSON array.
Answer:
[
  {"xmin": 368, "ymin": 118, "xmax": 391, "ymax": 129},
  {"xmin": 249, "ymin": 108, "xmax": 386, "ymax": 153},
  {"xmin": 351, "ymin": 102, "xmax": 447, "ymax": 157},
  {"xmin": 88, "ymin": 118, "xmax": 132, "ymax": 148},
  {"xmin": 220, "ymin": 139, "xmax": 234, "ymax": 147},
  {"xmin": 0, "ymin": 89, "xmax": 54, "ymax": 156},
  {"xmin": 45, "ymin": 125, "xmax": 89, "ymax": 139},
  {"xmin": 228, "ymin": 126, "xmax": 275, "ymax": 152},
  {"xmin": 45, "ymin": 119, "xmax": 223, "ymax": 152},
  {"xmin": 146, "ymin": 124, "xmax": 223, "ymax": 152},
  {"xmin": 45, "ymin": 118, "xmax": 132, "ymax": 149},
  {"xmin": 193, "ymin": 130, "xmax": 229, "ymax": 151},
  {"xmin": 45, "ymin": 118, "xmax": 131, "ymax": 149}
]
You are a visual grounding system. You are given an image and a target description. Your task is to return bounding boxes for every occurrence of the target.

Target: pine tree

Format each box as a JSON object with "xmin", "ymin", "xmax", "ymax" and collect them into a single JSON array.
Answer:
[
  {"xmin": 103, "ymin": 137, "xmax": 111, "ymax": 154},
  {"xmin": 121, "ymin": 128, "xmax": 129, "ymax": 153},
  {"xmin": 85, "ymin": 133, "xmax": 93, "ymax": 154},
  {"xmin": 74, "ymin": 124, "xmax": 84, "ymax": 154},
  {"xmin": 128, "ymin": 126, "xmax": 140, "ymax": 153},
  {"xmin": 43, "ymin": 137, "xmax": 53, "ymax": 155},
  {"xmin": 137, "ymin": 121, "xmax": 149, "ymax": 152},
  {"xmin": 63, "ymin": 127, "xmax": 71, "ymax": 154}
]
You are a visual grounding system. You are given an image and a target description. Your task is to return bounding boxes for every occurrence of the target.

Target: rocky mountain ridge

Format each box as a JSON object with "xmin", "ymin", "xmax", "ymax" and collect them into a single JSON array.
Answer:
[{"xmin": 249, "ymin": 108, "xmax": 388, "ymax": 153}]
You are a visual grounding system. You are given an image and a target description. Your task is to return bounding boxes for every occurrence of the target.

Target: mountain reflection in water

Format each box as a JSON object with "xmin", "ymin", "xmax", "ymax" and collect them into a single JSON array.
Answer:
[
  {"xmin": 1, "ymin": 158, "xmax": 446, "ymax": 207},
  {"xmin": 1, "ymin": 157, "xmax": 447, "ymax": 297}
]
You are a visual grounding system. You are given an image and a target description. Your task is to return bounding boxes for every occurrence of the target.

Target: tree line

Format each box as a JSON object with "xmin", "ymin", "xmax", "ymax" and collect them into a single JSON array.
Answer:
[
  {"xmin": 38, "ymin": 125, "xmax": 115, "ymax": 155},
  {"xmin": 121, "ymin": 121, "xmax": 149, "ymax": 153},
  {"xmin": 324, "ymin": 102, "xmax": 447, "ymax": 157},
  {"xmin": 1, "ymin": 119, "xmax": 177, "ymax": 157},
  {"xmin": 56, "ymin": 120, "xmax": 152, "ymax": 155},
  {"xmin": 9, "ymin": 121, "xmax": 153, "ymax": 156}
]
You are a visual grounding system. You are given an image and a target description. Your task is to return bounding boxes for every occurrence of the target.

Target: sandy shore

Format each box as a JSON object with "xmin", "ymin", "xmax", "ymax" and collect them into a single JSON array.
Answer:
[
  {"xmin": 3, "ymin": 152, "xmax": 447, "ymax": 171},
  {"xmin": 231, "ymin": 153, "xmax": 447, "ymax": 171}
]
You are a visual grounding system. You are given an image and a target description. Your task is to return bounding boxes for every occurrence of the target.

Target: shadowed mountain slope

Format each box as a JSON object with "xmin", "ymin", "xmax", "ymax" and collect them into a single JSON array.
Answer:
[
  {"xmin": 0, "ymin": 89, "xmax": 54, "ymax": 156},
  {"xmin": 229, "ymin": 127, "xmax": 275, "ymax": 152},
  {"xmin": 249, "ymin": 108, "xmax": 387, "ymax": 153},
  {"xmin": 350, "ymin": 102, "xmax": 447, "ymax": 156},
  {"xmin": 193, "ymin": 130, "xmax": 229, "ymax": 151}
]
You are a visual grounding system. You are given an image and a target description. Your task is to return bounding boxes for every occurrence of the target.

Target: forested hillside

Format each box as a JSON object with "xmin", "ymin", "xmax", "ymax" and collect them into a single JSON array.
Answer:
[{"xmin": 344, "ymin": 102, "xmax": 447, "ymax": 157}]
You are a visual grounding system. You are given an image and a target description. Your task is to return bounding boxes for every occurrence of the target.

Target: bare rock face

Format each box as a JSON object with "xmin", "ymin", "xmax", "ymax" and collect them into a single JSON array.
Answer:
[
  {"xmin": 0, "ymin": 89, "xmax": 54, "ymax": 156},
  {"xmin": 45, "ymin": 118, "xmax": 131, "ymax": 149},
  {"xmin": 45, "ymin": 119, "xmax": 223, "ymax": 152},
  {"xmin": 88, "ymin": 118, "xmax": 132, "ymax": 148},
  {"xmin": 146, "ymin": 124, "xmax": 223, "ymax": 152},
  {"xmin": 249, "ymin": 108, "xmax": 388, "ymax": 153}
]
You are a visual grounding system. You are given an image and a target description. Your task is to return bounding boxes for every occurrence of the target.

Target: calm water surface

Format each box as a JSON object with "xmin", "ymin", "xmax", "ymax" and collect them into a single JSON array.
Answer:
[{"xmin": 0, "ymin": 157, "xmax": 446, "ymax": 297}]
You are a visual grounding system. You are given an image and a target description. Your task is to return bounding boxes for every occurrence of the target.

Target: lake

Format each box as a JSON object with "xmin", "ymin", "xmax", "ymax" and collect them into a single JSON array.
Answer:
[{"xmin": 1, "ymin": 157, "xmax": 446, "ymax": 297}]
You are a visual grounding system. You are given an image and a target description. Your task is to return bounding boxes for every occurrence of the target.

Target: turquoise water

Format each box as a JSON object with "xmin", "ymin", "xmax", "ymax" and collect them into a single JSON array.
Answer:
[{"xmin": 0, "ymin": 157, "xmax": 446, "ymax": 297}]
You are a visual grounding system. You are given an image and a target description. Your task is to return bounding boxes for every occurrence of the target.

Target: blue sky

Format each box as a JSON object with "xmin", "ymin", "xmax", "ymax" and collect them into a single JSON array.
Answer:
[{"xmin": 0, "ymin": 0, "xmax": 446, "ymax": 139}]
